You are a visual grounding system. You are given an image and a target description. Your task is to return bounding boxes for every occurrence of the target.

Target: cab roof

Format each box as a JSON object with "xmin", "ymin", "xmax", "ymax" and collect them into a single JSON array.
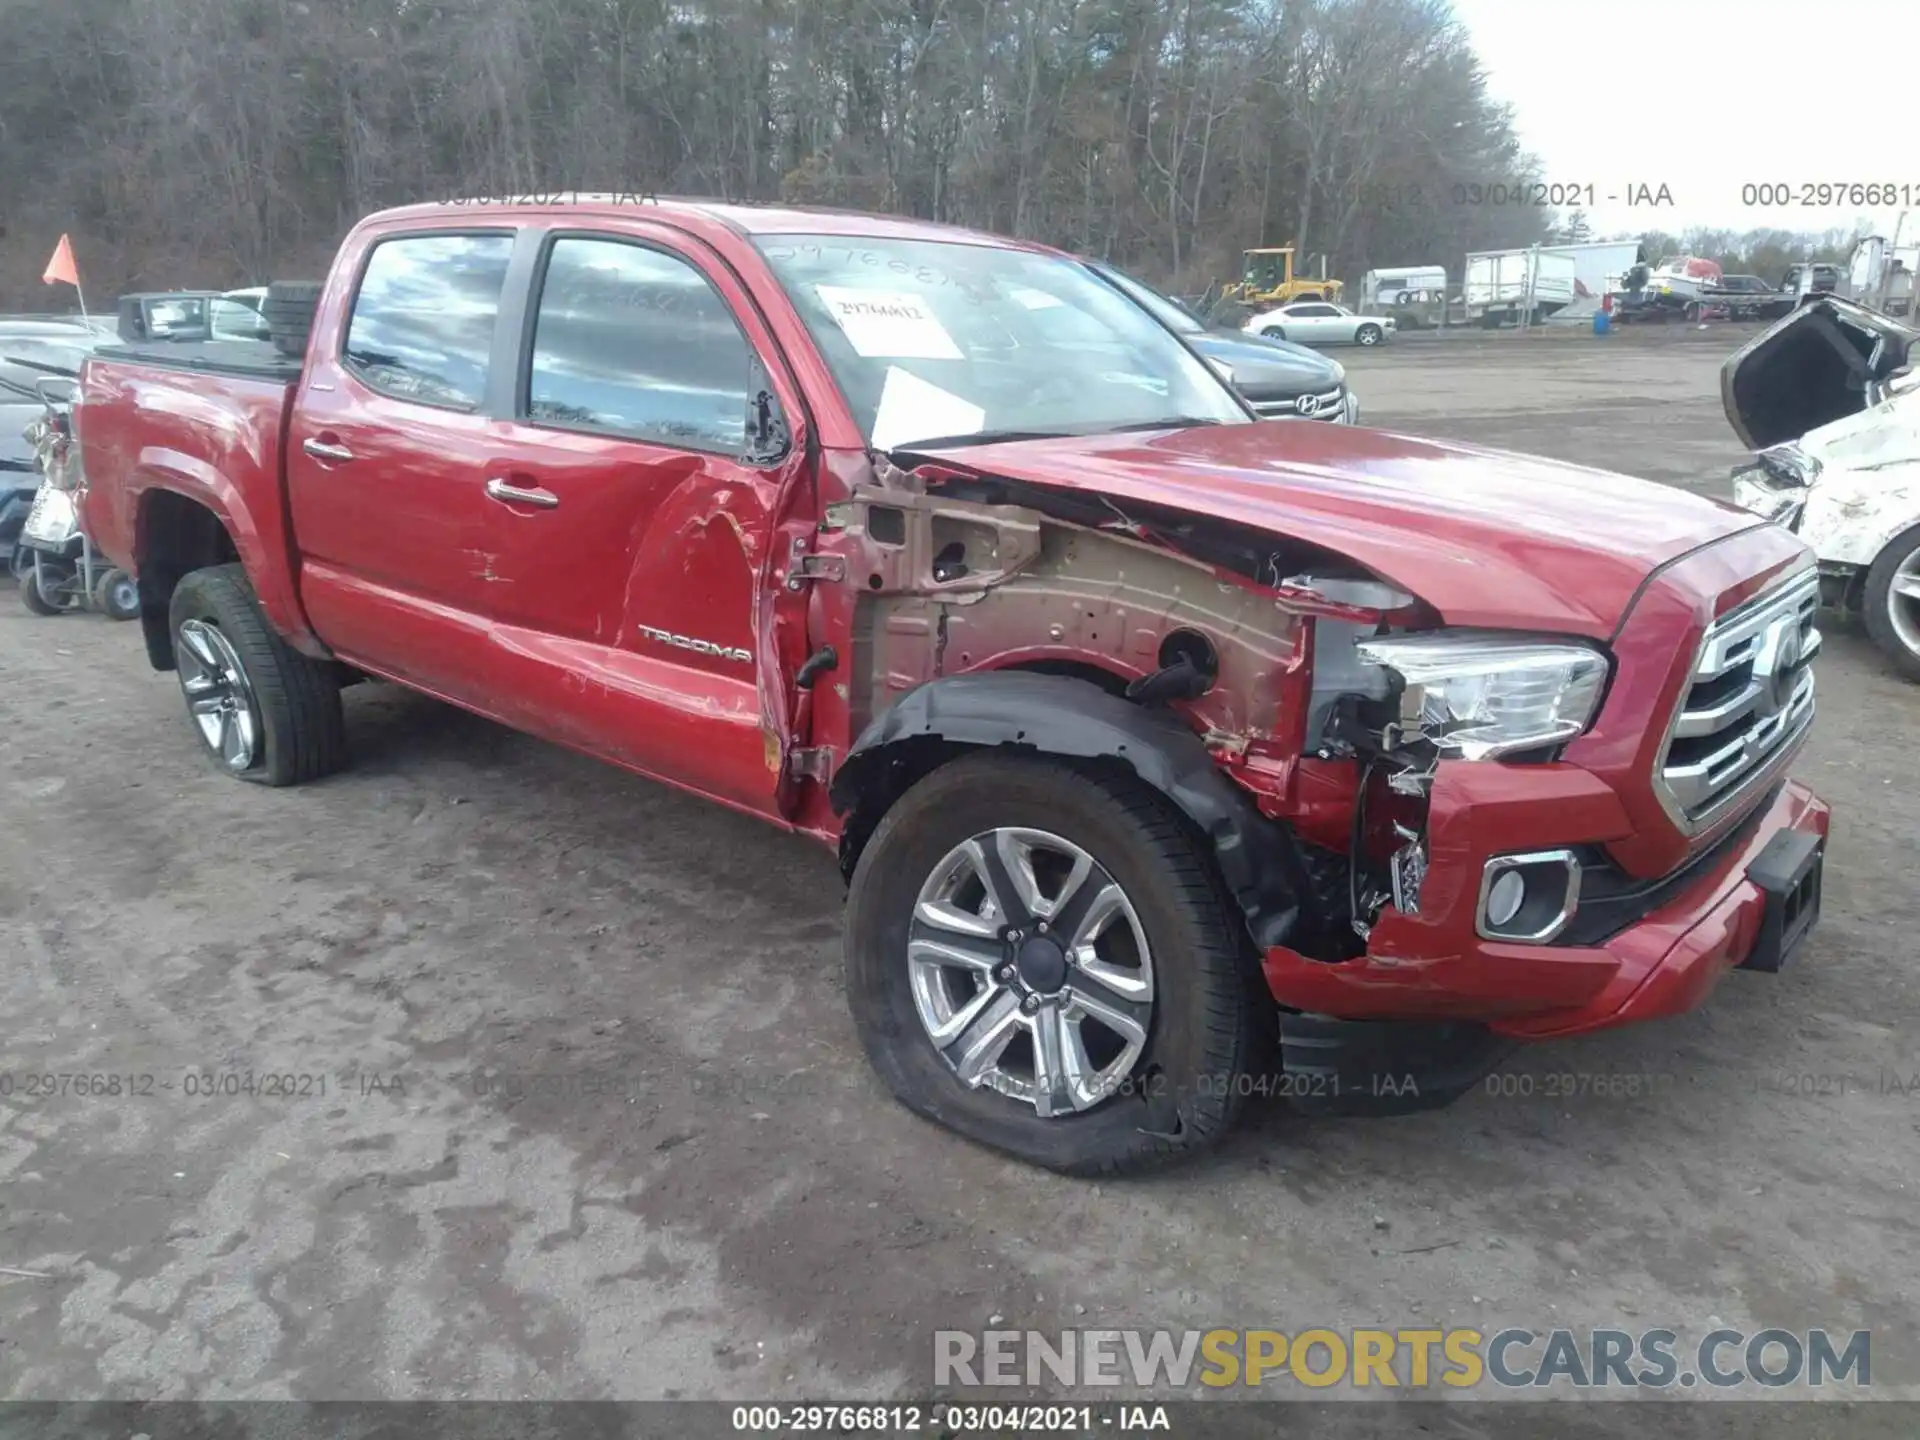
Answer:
[{"xmin": 368, "ymin": 195, "xmax": 1056, "ymax": 254}]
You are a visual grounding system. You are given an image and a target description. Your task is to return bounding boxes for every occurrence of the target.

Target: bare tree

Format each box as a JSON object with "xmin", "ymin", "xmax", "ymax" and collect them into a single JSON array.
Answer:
[{"xmin": 0, "ymin": 0, "xmax": 1592, "ymax": 306}]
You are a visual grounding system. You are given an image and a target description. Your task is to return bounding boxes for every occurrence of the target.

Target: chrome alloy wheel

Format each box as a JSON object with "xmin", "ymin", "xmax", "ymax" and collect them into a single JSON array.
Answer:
[
  {"xmin": 908, "ymin": 828, "xmax": 1155, "ymax": 1117},
  {"xmin": 1889, "ymin": 546, "xmax": 1920, "ymax": 660},
  {"xmin": 176, "ymin": 618, "xmax": 260, "ymax": 771}
]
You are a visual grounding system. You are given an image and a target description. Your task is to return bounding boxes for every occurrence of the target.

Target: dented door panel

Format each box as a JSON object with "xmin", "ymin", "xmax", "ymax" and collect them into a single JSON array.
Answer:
[
  {"xmin": 468, "ymin": 217, "xmax": 819, "ymax": 819},
  {"xmin": 473, "ymin": 421, "xmax": 800, "ymax": 815}
]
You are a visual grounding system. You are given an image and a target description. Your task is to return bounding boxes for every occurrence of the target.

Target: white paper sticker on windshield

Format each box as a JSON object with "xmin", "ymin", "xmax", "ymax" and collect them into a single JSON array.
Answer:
[
  {"xmin": 1008, "ymin": 286, "xmax": 1065, "ymax": 310},
  {"xmin": 814, "ymin": 286, "xmax": 962, "ymax": 360},
  {"xmin": 869, "ymin": 366, "xmax": 986, "ymax": 451}
]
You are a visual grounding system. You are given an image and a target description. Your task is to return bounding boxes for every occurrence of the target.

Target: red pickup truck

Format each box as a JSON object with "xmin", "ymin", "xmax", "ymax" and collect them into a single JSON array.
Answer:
[{"xmin": 74, "ymin": 198, "xmax": 1830, "ymax": 1174}]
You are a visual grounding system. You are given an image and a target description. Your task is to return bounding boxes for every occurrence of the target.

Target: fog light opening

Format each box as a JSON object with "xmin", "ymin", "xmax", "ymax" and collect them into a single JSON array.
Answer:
[
  {"xmin": 1477, "ymin": 850, "xmax": 1582, "ymax": 943},
  {"xmin": 1486, "ymin": 869, "xmax": 1525, "ymax": 927}
]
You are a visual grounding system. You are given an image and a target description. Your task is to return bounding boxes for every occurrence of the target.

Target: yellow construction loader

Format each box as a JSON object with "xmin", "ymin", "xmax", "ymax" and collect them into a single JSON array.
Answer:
[{"xmin": 1222, "ymin": 247, "xmax": 1344, "ymax": 308}]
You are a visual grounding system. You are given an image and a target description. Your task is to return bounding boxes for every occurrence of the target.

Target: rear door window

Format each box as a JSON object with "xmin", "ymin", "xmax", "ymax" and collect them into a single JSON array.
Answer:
[{"xmin": 343, "ymin": 233, "xmax": 515, "ymax": 410}]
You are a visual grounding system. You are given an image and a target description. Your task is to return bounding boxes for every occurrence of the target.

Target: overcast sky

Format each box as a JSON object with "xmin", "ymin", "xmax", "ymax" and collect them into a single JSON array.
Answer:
[{"xmin": 1446, "ymin": 0, "xmax": 1920, "ymax": 239}]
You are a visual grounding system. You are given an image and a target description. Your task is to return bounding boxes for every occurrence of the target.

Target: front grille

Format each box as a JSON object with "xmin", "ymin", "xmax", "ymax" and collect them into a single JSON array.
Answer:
[
  {"xmin": 1654, "ymin": 568, "xmax": 1819, "ymax": 832},
  {"xmin": 1249, "ymin": 385, "xmax": 1346, "ymax": 421}
]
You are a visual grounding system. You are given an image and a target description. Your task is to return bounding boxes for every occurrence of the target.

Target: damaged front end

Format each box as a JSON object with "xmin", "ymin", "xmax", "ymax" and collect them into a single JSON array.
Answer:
[
  {"xmin": 822, "ymin": 446, "xmax": 1612, "ymax": 1112},
  {"xmin": 1326, "ymin": 632, "xmax": 1608, "ymax": 937},
  {"xmin": 1725, "ymin": 295, "xmax": 1920, "ymax": 622}
]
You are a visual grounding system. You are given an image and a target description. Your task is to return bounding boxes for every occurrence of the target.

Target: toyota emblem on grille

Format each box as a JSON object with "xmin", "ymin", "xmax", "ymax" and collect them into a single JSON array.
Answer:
[{"xmin": 1295, "ymin": 392, "xmax": 1328, "ymax": 417}]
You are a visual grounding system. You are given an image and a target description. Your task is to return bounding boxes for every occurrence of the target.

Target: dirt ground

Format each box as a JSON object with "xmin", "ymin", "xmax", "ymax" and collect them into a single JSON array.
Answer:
[{"xmin": 2, "ymin": 327, "xmax": 1916, "ymax": 1418}]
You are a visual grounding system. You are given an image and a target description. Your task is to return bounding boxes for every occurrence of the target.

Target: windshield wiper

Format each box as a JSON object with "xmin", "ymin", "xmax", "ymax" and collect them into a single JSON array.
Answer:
[
  {"xmin": 891, "ymin": 416, "xmax": 1228, "ymax": 454},
  {"xmin": 889, "ymin": 428, "xmax": 1074, "ymax": 452},
  {"xmin": 1106, "ymin": 416, "xmax": 1229, "ymax": 433}
]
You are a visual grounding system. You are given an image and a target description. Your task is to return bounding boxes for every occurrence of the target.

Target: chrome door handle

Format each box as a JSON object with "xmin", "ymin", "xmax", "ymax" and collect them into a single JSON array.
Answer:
[
  {"xmin": 302, "ymin": 437, "xmax": 355, "ymax": 463},
  {"xmin": 485, "ymin": 477, "xmax": 560, "ymax": 509}
]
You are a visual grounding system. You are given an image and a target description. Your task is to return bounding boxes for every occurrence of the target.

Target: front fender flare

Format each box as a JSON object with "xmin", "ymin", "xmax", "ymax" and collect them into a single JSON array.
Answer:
[{"xmin": 830, "ymin": 671, "xmax": 1306, "ymax": 950}]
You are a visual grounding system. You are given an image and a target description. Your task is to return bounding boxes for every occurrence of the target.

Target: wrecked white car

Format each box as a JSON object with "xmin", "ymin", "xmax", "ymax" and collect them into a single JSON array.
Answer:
[{"xmin": 1726, "ymin": 296, "xmax": 1920, "ymax": 681}]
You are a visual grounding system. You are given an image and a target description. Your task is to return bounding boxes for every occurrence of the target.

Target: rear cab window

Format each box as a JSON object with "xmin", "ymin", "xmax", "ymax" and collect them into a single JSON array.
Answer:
[{"xmin": 342, "ymin": 233, "xmax": 516, "ymax": 410}]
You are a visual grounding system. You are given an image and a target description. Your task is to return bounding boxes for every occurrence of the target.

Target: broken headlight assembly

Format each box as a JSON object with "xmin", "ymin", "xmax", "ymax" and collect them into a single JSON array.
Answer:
[
  {"xmin": 1352, "ymin": 632, "xmax": 1610, "ymax": 761},
  {"xmin": 1731, "ymin": 446, "xmax": 1817, "ymax": 531},
  {"xmin": 1333, "ymin": 632, "xmax": 1607, "ymax": 939}
]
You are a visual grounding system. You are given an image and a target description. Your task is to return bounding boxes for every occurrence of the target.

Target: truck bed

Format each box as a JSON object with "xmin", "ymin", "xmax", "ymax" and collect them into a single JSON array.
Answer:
[
  {"xmin": 90, "ymin": 338, "xmax": 303, "ymax": 383},
  {"xmin": 79, "ymin": 340, "xmax": 309, "ymax": 646}
]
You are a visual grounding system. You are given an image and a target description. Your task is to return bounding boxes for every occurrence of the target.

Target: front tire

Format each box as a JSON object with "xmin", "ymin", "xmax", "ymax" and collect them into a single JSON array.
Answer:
[
  {"xmin": 845, "ymin": 753, "xmax": 1265, "ymax": 1175},
  {"xmin": 168, "ymin": 563, "xmax": 347, "ymax": 785},
  {"xmin": 1355, "ymin": 324, "xmax": 1384, "ymax": 345},
  {"xmin": 1864, "ymin": 524, "xmax": 1920, "ymax": 683},
  {"xmin": 1260, "ymin": 326, "xmax": 1287, "ymax": 342}
]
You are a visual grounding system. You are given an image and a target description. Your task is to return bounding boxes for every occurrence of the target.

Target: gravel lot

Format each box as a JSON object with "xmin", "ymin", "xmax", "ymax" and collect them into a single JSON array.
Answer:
[{"xmin": 2, "ymin": 327, "xmax": 1915, "ymax": 1419}]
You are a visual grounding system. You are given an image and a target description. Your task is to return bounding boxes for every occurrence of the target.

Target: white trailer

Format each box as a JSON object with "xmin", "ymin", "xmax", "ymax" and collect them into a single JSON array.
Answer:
[
  {"xmin": 1360, "ymin": 265, "xmax": 1448, "ymax": 308},
  {"xmin": 1849, "ymin": 228, "xmax": 1917, "ymax": 316},
  {"xmin": 1358, "ymin": 265, "xmax": 1449, "ymax": 329},
  {"xmin": 1463, "ymin": 248, "xmax": 1578, "ymax": 326},
  {"xmin": 1530, "ymin": 241, "xmax": 1643, "ymax": 299}
]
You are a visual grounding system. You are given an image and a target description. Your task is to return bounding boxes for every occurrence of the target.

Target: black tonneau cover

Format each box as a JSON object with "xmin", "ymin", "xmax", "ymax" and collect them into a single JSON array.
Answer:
[{"xmin": 92, "ymin": 338, "xmax": 303, "ymax": 383}]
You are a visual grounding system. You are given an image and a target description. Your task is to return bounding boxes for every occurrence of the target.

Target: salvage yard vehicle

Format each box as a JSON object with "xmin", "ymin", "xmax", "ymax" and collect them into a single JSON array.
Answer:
[
  {"xmin": 1702, "ymin": 274, "xmax": 1795, "ymax": 323},
  {"xmin": 1782, "ymin": 262, "xmax": 1843, "ymax": 299},
  {"xmin": 1727, "ymin": 295, "xmax": 1920, "ymax": 680},
  {"xmin": 1243, "ymin": 301, "xmax": 1393, "ymax": 347},
  {"xmin": 72, "ymin": 198, "xmax": 1830, "ymax": 1175},
  {"xmin": 14, "ymin": 373, "xmax": 138, "ymax": 618},
  {"xmin": 115, "ymin": 291, "xmax": 221, "ymax": 343},
  {"xmin": 1085, "ymin": 261, "xmax": 1360, "ymax": 422},
  {"xmin": 210, "ymin": 287, "xmax": 273, "ymax": 342}
]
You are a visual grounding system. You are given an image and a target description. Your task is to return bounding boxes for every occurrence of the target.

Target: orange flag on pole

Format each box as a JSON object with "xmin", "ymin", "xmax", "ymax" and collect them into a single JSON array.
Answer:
[{"xmin": 43, "ymin": 234, "xmax": 81, "ymax": 287}]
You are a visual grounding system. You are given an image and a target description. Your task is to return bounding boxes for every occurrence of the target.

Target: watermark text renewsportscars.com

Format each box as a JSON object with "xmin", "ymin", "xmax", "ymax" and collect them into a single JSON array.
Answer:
[{"xmin": 934, "ymin": 1327, "xmax": 1870, "ymax": 1391}]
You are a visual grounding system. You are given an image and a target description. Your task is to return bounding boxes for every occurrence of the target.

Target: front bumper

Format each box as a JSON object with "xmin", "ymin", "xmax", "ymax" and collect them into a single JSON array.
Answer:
[{"xmin": 1262, "ymin": 777, "xmax": 1831, "ymax": 1039}]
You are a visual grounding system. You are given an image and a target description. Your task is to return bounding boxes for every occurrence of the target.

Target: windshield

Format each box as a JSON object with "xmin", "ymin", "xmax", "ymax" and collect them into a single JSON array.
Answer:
[
  {"xmin": 1091, "ymin": 265, "xmax": 1204, "ymax": 336},
  {"xmin": 757, "ymin": 235, "xmax": 1246, "ymax": 449}
]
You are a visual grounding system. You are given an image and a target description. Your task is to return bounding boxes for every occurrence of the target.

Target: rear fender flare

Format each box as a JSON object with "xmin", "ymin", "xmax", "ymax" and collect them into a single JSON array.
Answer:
[
  {"xmin": 828, "ymin": 671, "xmax": 1306, "ymax": 949},
  {"xmin": 132, "ymin": 473, "xmax": 326, "ymax": 664}
]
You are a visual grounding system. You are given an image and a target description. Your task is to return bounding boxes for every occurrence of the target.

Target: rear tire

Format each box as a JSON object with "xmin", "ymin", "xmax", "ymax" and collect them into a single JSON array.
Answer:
[
  {"xmin": 262, "ymin": 280, "xmax": 324, "ymax": 360},
  {"xmin": 845, "ymin": 753, "xmax": 1265, "ymax": 1176},
  {"xmin": 168, "ymin": 563, "xmax": 347, "ymax": 785},
  {"xmin": 1863, "ymin": 524, "xmax": 1920, "ymax": 684}
]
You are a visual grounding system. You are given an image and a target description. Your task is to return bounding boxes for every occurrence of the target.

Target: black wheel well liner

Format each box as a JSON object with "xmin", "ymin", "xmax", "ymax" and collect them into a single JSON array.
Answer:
[
  {"xmin": 829, "ymin": 671, "xmax": 1310, "ymax": 951},
  {"xmin": 134, "ymin": 488, "xmax": 240, "ymax": 670}
]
